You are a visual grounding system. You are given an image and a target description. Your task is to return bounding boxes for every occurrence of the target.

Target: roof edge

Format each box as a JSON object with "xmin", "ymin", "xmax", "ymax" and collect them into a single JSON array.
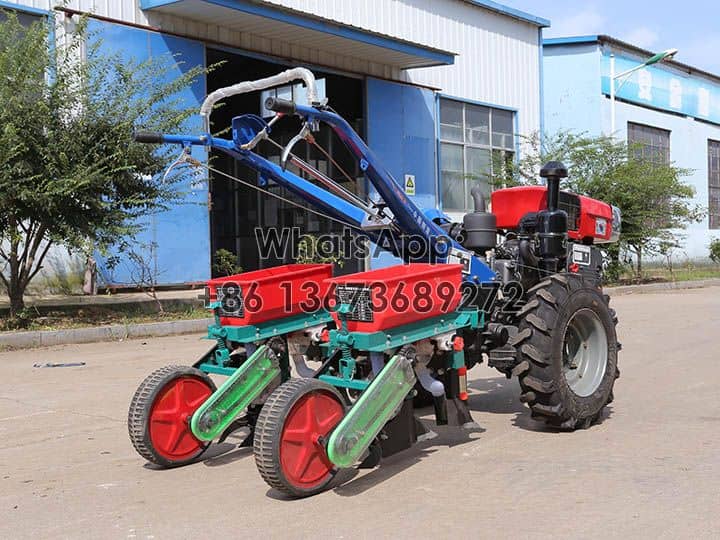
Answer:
[
  {"xmin": 143, "ymin": 0, "xmax": 457, "ymax": 67},
  {"xmin": 543, "ymin": 35, "xmax": 599, "ymax": 46},
  {"xmin": 461, "ymin": 0, "xmax": 550, "ymax": 27},
  {"xmin": 544, "ymin": 34, "xmax": 720, "ymax": 86}
]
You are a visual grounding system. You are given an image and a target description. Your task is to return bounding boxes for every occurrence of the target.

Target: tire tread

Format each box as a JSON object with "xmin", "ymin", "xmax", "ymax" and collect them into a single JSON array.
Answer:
[
  {"xmin": 515, "ymin": 273, "xmax": 620, "ymax": 430},
  {"xmin": 127, "ymin": 365, "xmax": 215, "ymax": 468}
]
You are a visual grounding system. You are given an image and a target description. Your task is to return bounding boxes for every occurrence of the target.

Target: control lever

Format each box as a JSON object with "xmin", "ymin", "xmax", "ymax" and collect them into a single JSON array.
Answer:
[{"xmin": 281, "ymin": 123, "xmax": 311, "ymax": 171}]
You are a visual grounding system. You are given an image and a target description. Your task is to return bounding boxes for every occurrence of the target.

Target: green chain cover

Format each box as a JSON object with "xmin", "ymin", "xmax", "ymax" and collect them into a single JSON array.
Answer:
[
  {"xmin": 326, "ymin": 354, "xmax": 416, "ymax": 468},
  {"xmin": 191, "ymin": 344, "xmax": 280, "ymax": 441}
]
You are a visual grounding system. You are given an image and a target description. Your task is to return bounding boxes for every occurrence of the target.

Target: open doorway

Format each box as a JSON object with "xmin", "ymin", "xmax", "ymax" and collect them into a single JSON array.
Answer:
[{"xmin": 206, "ymin": 49, "xmax": 365, "ymax": 276}]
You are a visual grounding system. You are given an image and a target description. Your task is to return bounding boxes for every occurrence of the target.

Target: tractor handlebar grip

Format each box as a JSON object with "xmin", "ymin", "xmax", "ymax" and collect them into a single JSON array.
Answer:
[
  {"xmin": 133, "ymin": 131, "xmax": 164, "ymax": 144},
  {"xmin": 264, "ymin": 97, "xmax": 296, "ymax": 115}
]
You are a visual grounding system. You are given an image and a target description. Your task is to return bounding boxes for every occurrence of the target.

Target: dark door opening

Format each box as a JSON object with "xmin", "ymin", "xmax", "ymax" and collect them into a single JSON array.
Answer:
[{"xmin": 206, "ymin": 49, "xmax": 365, "ymax": 276}]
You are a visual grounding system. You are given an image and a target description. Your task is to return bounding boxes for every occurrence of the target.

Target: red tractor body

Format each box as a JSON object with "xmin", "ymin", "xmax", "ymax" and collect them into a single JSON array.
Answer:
[{"xmin": 491, "ymin": 186, "xmax": 616, "ymax": 243}]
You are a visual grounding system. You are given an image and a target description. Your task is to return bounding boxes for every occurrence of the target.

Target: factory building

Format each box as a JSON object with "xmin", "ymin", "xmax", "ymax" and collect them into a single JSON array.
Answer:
[
  {"xmin": 1, "ymin": 0, "xmax": 548, "ymax": 284},
  {"xmin": 544, "ymin": 35, "xmax": 720, "ymax": 259}
]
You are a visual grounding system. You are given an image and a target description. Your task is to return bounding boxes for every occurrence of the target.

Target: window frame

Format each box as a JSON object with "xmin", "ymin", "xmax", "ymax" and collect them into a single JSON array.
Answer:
[
  {"xmin": 709, "ymin": 139, "xmax": 720, "ymax": 230},
  {"xmin": 437, "ymin": 96, "xmax": 517, "ymax": 213},
  {"xmin": 0, "ymin": 2, "xmax": 51, "ymax": 22},
  {"xmin": 627, "ymin": 121, "xmax": 671, "ymax": 165}
]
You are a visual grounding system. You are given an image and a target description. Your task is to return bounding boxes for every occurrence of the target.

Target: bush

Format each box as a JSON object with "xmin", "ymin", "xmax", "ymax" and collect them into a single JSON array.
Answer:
[
  {"xmin": 296, "ymin": 234, "xmax": 344, "ymax": 266},
  {"xmin": 212, "ymin": 249, "xmax": 242, "ymax": 277},
  {"xmin": 710, "ymin": 239, "xmax": 720, "ymax": 264},
  {"xmin": 1, "ymin": 307, "xmax": 37, "ymax": 331}
]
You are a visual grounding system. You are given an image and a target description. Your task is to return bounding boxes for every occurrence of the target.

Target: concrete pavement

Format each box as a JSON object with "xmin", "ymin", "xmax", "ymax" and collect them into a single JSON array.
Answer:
[{"xmin": 1, "ymin": 287, "xmax": 719, "ymax": 539}]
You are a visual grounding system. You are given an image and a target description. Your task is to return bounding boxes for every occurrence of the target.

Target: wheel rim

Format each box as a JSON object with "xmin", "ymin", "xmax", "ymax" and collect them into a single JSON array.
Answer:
[
  {"xmin": 280, "ymin": 390, "xmax": 344, "ymax": 490},
  {"xmin": 149, "ymin": 377, "xmax": 213, "ymax": 461},
  {"xmin": 562, "ymin": 308, "xmax": 608, "ymax": 397}
]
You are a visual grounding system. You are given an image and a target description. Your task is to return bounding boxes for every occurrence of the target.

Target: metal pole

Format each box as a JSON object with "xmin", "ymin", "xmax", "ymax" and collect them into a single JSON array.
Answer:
[{"xmin": 610, "ymin": 53, "xmax": 616, "ymax": 136}]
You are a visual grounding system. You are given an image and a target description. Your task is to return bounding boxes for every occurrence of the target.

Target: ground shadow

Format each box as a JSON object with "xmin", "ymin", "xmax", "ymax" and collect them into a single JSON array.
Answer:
[
  {"xmin": 467, "ymin": 374, "xmax": 617, "ymax": 432},
  {"xmin": 511, "ymin": 405, "xmax": 614, "ymax": 432},
  {"xmin": 201, "ymin": 427, "xmax": 255, "ymax": 466},
  {"xmin": 141, "ymin": 441, "xmax": 239, "ymax": 471},
  {"xmin": 263, "ymin": 421, "xmax": 485, "ymax": 500},
  {"xmin": 203, "ymin": 444, "xmax": 253, "ymax": 467},
  {"xmin": 468, "ymin": 374, "xmax": 615, "ymax": 432},
  {"xmin": 274, "ymin": 376, "xmax": 521, "ymax": 498},
  {"xmin": 331, "ymin": 423, "xmax": 485, "ymax": 497},
  {"xmin": 467, "ymin": 375, "xmax": 526, "ymax": 415},
  {"xmin": 263, "ymin": 467, "xmax": 363, "ymax": 501}
]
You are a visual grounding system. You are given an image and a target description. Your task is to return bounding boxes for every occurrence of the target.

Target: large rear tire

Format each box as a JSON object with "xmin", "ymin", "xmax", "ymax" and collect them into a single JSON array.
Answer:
[
  {"xmin": 512, "ymin": 274, "xmax": 619, "ymax": 430},
  {"xmin": 254, "ymin": 378, "xmax": 345, "ymax": 498}
]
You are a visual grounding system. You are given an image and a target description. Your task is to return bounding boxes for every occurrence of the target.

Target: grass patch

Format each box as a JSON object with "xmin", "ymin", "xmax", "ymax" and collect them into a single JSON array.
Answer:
[
  {"xmin": 1, "ymin": 304, "xmax": 211, "ymax": 333},
  {"xmin": 612, "ymin": 264, "xmax": 720, "ymax": 285},
  {"xmin": 641, "ymin": 267, "xmax": 720, "ymax": 282}
]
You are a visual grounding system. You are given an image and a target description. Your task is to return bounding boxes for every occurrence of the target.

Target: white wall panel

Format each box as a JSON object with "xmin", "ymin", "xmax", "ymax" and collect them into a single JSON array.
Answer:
[
  {"xmin": 225, "ymin": 0, "xmax": 543, "ymax": 137},
  {"xmin": 7, "ymin": 0, "xmax": 542, "ymax": 136}
]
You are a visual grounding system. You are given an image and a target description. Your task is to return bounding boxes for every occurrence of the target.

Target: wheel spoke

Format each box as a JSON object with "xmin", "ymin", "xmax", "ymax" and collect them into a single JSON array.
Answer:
[
  {"xmin": 149, "ymin": 409, "xmax": 178, "ymax": 424},
  {"xmin": 303, "ymin": 394, "xmax": 319, "ymax": 432},
  {"xmin": 163, "ymin": 423, "xmax": 180, "ymax": 453},
  {"xmin": 292, "ymin": 447, "xmax": 311, "ymax": 478},
  {"xmin": 187, "ymin": 392, "xmax": 209, "ymax": 409},
  {"xmin": 283, "ymin": 428, "xmax": 307, "ymax": 444},
  {"xmin": 317, "ymin": 410, "xmax": 343, "ymax": 432},
  {"xmin": 173, "ymin": 380, "xmax": 184, "ymax": 409},
  {"xmin": 169, "ymin": 428, "xmax": 187, "ymax": 453}
]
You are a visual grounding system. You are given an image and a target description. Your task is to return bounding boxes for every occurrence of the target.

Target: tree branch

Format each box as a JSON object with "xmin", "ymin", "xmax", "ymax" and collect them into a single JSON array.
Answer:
[
  {"xmin": 8, "ymin": 214, "xmax": 20, "ymax": 287},
  {"xmin": 17, "ymin": 221, "xmax": 34, "ymax": 274},
  {"xmin": 21, "ymin": 225, "xmax": 49, "ymax": 287},
  {"xmin": 24, "ymin": 241, "xmax": 53, "ymax": 287},
  {"xmin": 18, "ymin": 220, "xmax": 39, "ymax": 276},
  {"xmin": 0, "ymin": 267, "xmax": 9, "ymax": 294}
]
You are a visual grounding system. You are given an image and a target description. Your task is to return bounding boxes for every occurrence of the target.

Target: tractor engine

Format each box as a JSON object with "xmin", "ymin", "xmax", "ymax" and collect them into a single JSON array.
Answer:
[{"xmin": 461, "ymin": 162, "xmax": 621, "ymax": 293}]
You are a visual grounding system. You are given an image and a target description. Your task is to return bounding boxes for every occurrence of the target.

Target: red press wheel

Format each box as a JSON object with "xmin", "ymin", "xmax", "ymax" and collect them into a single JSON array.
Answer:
[
  {"xmin": 254, "ymin": 378, "xmax": 345, "ymax": 498},
  {"xmin": 128, "ymin": 365, "xmax": 216, "ymax": 468}
]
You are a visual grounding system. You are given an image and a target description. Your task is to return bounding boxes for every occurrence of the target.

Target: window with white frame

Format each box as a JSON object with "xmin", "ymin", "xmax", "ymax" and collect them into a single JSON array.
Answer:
[
  {"xmin": 439, "ymin": 98, "xmax": 515, "ymax": 212},
  {"xmin": 709, "ymin": 139, "xmax": 720, "ymax": 230}
]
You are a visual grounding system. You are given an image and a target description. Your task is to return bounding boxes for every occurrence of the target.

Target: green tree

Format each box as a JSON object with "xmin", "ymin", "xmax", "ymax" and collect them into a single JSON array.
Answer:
[
  {"xmin": 212, "ymin": 248, "xmax": 242, "ymax": 277},
  {"xmin": 710, "ymin": 238, "xmax": 720, "ymax": 264},
  {"xmin": 296, "ymin": 234, "xmax": 345, "ymax": 267},
  {"xmin": 492, "ymin": 131, "xmax": 704, "ymax": 278},
  {"xmin": 0, "ymin": 12, "xmax": 205, "ymax": 317}
]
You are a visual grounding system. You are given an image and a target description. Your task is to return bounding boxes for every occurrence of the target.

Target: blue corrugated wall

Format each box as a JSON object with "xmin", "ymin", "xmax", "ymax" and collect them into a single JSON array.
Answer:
[
  {"xmin": 90, "ymin": 20, "xmax": 210, "ymax": 286},
  {"xmin": 365, "ymin": 78, "xmax": 437, "ymax": 268}
]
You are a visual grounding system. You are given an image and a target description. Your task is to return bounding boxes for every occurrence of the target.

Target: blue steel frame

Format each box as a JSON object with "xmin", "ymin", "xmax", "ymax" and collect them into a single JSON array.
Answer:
[{"xmin": 154, "ymin": 105, "xmax": 497, "ymax": 283}]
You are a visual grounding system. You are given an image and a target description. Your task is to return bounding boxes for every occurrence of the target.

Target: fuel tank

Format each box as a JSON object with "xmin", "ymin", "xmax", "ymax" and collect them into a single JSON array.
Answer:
[{"xmin": 490, "ymin": 186, "xmax": 618, "ymax": 243}]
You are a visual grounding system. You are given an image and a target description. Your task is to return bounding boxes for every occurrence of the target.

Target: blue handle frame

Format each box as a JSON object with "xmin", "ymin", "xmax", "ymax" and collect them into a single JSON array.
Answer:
[{"xmin": 151, "ymin": 107, "xmax": 497, "ymax": 283}]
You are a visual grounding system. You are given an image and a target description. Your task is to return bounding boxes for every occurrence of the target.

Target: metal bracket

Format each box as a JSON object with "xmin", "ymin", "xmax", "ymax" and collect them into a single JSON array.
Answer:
[{"xmin": 239, "ymin": 113, "xmax": 281, "ymax": 151}]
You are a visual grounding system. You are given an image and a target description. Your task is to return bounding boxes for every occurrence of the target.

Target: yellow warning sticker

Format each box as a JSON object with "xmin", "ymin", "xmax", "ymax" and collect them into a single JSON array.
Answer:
[{"xmin": 404, "ymin": 174, "xmax": 416, "ymax": 196}]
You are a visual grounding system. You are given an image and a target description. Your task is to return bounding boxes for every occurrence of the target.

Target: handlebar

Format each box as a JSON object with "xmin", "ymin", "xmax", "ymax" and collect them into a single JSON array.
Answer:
[
  {"xmin": 199, "ymin": 67, "xmax": 318, "ymax": 133},
  {"xmin": 264, "ymin": 97, "xmax": 296, "ymax": 115},
  {"xmin": 133, "ymin": 131, "xmax": 164, "ymax": 144},
  {"xmin": 130, "ymin": 131, "xmax": 234, "ymax": 151}
]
